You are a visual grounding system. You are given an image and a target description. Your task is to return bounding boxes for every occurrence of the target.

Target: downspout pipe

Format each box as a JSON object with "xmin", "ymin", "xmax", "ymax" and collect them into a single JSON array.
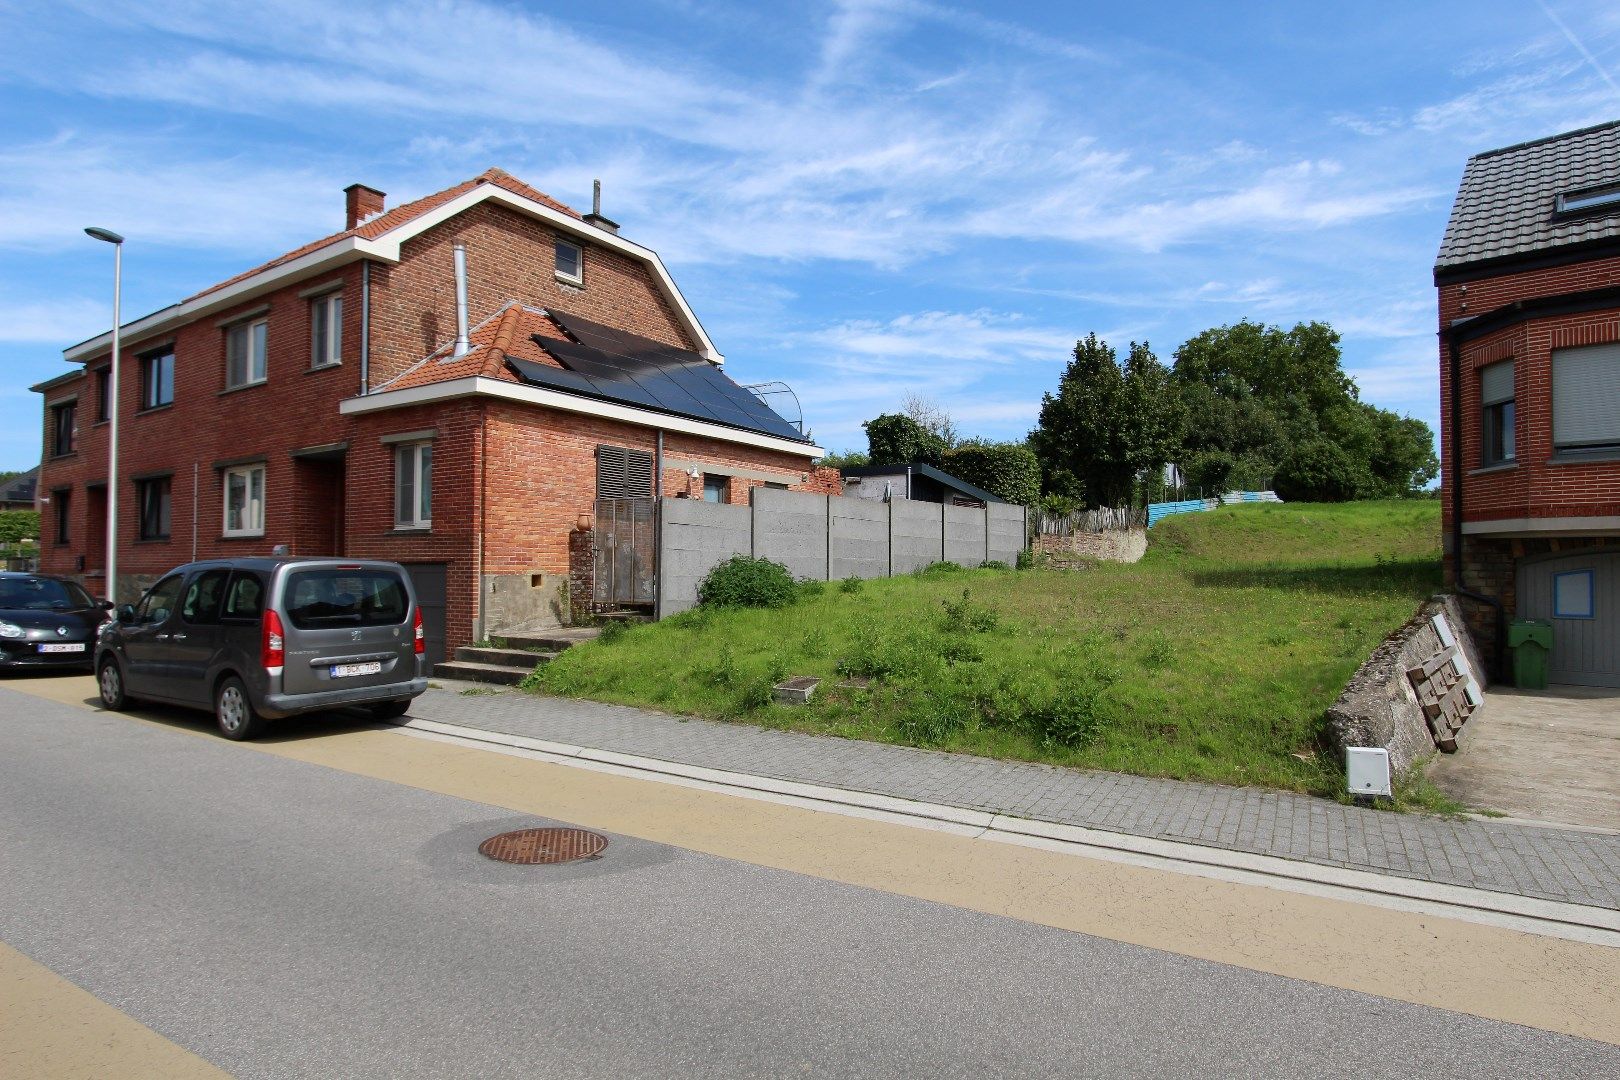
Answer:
[
  {"xmin": 360, "ymin": 261, "xmax": 371, "ymax": 395},
  {"xmin": 1446, "ymin": 328, "xmax": 1507, "ymax": 680}
]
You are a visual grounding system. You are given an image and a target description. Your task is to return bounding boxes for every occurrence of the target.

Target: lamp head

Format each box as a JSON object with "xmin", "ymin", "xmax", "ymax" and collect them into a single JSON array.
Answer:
[{"xmin": 84, "ymin": 227, "xmax": 124, "ymax": 245}]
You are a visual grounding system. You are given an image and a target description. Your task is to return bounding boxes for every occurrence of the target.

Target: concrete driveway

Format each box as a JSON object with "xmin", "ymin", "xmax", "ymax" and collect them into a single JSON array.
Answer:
[{"xmin": 1429, "ymin": 685, "xmax": 1620, "ymax": 831}]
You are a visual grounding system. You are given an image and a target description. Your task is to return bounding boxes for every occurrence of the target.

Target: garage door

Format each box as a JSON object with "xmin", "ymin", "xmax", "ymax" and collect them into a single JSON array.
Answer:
[
  {"xmin": 402, "ymin": 563, "xmax": 447, "ymax": 670},
  {"xmin": 1517, "ymin": 551, "xmax": 1620, "ymax": 687}
]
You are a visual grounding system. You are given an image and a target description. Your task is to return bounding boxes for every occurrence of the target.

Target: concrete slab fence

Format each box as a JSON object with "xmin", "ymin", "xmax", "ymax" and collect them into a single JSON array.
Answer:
[{"xmin": 657, "ymin": 490, "xmax": 1029, "ymax": 617}]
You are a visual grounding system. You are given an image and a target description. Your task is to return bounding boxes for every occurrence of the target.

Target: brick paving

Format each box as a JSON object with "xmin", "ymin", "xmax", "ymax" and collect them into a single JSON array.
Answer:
[{"xmin": 409, "ymin": 687, "xmax": 1620, "ymax": 911}]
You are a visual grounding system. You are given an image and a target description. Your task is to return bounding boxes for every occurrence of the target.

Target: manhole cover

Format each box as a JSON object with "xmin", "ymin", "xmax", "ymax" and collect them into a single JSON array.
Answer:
[{"xmin": 479, "ymin": 827, "xmax": 608, "ymax": 865}]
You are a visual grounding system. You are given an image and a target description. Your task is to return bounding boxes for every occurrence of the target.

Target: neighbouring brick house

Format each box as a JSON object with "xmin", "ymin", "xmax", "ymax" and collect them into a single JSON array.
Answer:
[
  {"xmin": 34, "ymin": 169, "xmax": 835, "ymax": 666},
  {"xmin": 1437, "ymin": 121, "xmax": 1620, "ymax": 687}
]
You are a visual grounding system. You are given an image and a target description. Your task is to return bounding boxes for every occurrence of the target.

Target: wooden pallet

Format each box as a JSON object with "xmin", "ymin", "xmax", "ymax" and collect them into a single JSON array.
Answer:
[{"xmin": 1405, "ymin": 644, "xmax": 1478, "ymax": 752}]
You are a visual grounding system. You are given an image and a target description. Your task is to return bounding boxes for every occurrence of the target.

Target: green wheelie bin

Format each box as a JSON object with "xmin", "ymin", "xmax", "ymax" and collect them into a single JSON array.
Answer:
[{"xmin": 1508, "ymin": 619, "xmax": 1553, "ymax": 691}]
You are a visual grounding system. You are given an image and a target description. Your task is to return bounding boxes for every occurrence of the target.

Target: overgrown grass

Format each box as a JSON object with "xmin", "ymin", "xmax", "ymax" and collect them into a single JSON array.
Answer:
[{"xmin": 525, "ymin": 500, "xmax": 1442, "ymax": 796}]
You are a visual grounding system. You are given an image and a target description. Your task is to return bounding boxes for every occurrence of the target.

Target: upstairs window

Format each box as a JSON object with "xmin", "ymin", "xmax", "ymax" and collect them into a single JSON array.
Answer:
[
  {"xmin": 310, "ymin": 291, "xmax": 342, "ymax": 367},
  {"xmin": 136, "ymin": 476, "xmax": 171, "ymax": 542},
  {"xmin": 395, "ymin": 441, "xmax": 432, "ymax": 529},
  {"xmin": 222, "ymin": 464, "xmax": 266, "ymax": 537},
  {"xmin": 95, "ymin": 367, "xmax": 111, "ymax": 422},
  {"xmin": 141, "ymin": 347, "xmax": 174, "ymax": 409},
  {"xmin": 225, "ymin": 318, "xmax": 268, "ymax": 389},
  {"xmin": 1480, "ymin": 360, "xmax": 1515, "ymax": 466},
  {"xmin": 1556, "ymin": 183, "xmax": 1620, "ymax": 215},
  {"xmin": 555, "ymin": 239, "xmax": 583, "ymax": 285},
  {"xmin": 1552, "ymin": 342, "xmax": 1620, "ymax": 455},
  {"xmin": 51, "ymin": 401, "xmax": 75, "ymax": 457}
]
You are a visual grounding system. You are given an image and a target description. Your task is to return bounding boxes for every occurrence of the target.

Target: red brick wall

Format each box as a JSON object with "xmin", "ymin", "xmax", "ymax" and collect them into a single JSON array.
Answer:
[
  {"xmin": 37, "ymin": 266, "xmax": 366, "ymax": 598},
  {"xmin": 482, "ymin": 402, "xmax": 826, "ymax": 576},
  {"xmin": 1438, "ymin": 260, "xmax": 1620, "ymax": 530},
  {"xmin": 366, "ymin": 203, "xmax": 694, "ymax": 387}
]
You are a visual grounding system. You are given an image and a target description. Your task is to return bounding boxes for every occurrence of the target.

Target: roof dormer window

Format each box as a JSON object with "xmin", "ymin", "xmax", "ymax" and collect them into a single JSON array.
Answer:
[{"xmin": 1555, "ymin": 182, "xmax": 1620, "ymax": 215}]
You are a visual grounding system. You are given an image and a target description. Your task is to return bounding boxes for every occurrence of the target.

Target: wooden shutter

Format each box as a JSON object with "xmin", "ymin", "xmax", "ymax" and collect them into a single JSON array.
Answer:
[{"xmin": 596, "ymin": 445, "xmax": 653, "ymax": 499}]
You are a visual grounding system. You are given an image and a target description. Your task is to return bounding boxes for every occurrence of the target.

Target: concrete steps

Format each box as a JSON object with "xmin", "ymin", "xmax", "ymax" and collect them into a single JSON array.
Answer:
[{"xmin": 432, "ymin": 630, "xmax": 598, "ymax": 687}]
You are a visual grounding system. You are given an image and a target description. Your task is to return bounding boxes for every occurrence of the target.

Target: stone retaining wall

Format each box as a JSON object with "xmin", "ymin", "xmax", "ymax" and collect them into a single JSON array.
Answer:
[
  {"xmin": 1325, "ymin": 594, "xmax": 1487, "ymax": 776},
  {"xmin": 1034, "ymin": 528, "xmax": 1147, "ymax": 564}
]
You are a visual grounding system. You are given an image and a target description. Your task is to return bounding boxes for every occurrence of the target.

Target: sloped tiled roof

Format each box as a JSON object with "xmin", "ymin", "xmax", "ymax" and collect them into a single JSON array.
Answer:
[
  {"xmin": 1436, "ymin": 120, "xmax": 1620, "ymax": 274},
  {"xmin": 0, "ymin": 466, "xmax": 39, "ymax": 507},
  {"xmin": 377, "ymin": 303, "xmax": 562, "ymax": 392},
  {"xmin": 186, "ymin": 169, "xmax": 582, "ymax": 303}
]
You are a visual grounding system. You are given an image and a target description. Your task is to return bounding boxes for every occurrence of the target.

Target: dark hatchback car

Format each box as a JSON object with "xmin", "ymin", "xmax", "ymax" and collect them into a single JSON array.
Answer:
[
  {"xmin": 96, "ymin": 557, "xmax": 428, "ymax": 740},
  {"xmin": 0, "ymin": 572, "xmax": 112, "ymax": 672}
]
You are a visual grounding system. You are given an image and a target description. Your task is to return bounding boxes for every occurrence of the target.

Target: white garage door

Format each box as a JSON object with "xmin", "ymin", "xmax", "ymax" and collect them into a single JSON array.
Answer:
[{"xmin": 1517, "ymin": 551, "xmax": 1620, "ymax": 687}]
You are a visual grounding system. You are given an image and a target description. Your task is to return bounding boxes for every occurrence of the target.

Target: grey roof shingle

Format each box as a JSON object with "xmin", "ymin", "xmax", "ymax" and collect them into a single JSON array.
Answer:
[{"xmin": 1435, "ymin": 119, "xmax": 1620, "ymax": 274}]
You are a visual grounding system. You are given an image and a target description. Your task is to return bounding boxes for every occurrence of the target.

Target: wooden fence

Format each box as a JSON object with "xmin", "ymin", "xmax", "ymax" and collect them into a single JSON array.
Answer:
[{"xmin": 1036, "ymin": 505, "xmax": 1146, "ymax": 535}]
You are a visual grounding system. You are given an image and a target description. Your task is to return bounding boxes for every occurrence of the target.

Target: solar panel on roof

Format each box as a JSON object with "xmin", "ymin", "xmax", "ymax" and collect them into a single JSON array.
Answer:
[{"xmin": 509, "ymin": 312, "xmax": 808, "ymax": 442}]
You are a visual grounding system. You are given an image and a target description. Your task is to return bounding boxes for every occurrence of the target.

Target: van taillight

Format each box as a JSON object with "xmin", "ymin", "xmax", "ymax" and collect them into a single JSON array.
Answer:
[
  {"xmin": 413, "ymin": 607, "xmax": 424, "ymax": 655},
  {"xmin": 262, "ymin": 609, "xmax": 285, "ymax": 670}
]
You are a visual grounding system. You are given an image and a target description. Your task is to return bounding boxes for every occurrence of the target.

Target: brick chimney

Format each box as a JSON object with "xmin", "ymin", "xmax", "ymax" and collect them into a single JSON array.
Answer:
[{"xmin": 344, "ymin": 184, "xmax": 386, "ymax": 229}]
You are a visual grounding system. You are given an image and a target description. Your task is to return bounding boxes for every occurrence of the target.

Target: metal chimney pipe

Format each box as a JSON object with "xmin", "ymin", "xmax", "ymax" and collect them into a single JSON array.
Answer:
[
  {"xmin": 592, "ymin": 179, "xmax": 602, "ymax": 217},
  {"xmin": 452, "ymin": 243, "xmax": 470, "ymax": 357}
]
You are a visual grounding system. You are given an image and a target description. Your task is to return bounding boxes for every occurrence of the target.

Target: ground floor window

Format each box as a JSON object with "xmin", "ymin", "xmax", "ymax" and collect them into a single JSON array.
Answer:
[
  {"xmin": 223, "ymin": 464, "xmax": 266, "ymax": 537},
  {"xmin": 136, "ymin": 477, "xmax": 171, "ymax": 541},
  {"xmin": 395, "ymin": 441, "xmax": 432, "ymax": 528},
  {"xmin": 54, "ymin": 489, "xmax": 71, "ymax": 543},
  {"xmin": 703, "ymin": 474, "xmax": 729, "ymax": 503}
]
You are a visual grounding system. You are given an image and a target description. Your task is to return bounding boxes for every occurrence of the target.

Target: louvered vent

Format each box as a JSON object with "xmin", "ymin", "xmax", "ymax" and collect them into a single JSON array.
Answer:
[{"xmin": 596, "ymin": 445, "xmax": 654, "ymax": 499}]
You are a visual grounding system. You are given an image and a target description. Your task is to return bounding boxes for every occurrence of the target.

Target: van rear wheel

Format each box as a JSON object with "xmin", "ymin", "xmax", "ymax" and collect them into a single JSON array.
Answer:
[
  {"xmin": 370, "ymin": 699, "xmax": 411, "ymax": 720},
  {"xmin": 215, "ymin": 676, "xmax": 265, "ymax": 741}
]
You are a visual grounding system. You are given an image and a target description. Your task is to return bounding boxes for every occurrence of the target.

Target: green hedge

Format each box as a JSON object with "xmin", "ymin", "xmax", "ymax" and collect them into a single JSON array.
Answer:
[{"xmin": 943, "ymin": 442, "xmax": 1039, "ymax": 507}]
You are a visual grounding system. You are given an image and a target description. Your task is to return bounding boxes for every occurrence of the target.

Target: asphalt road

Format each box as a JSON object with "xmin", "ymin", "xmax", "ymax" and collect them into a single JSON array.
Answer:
[{"xmin": 2, "ymin": 685, "xmax": 1616, "ymax": 1079}]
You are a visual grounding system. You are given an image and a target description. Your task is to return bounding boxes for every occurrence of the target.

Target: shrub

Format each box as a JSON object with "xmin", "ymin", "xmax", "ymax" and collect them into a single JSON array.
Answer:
[
  {"xmin": 664, "ymin": 607, "xmax": 711, "ymax": 631},
  {"xmin": 943, "ymin": 441, "xmax": 1041, "ymax": 507},
  {"xmin": 942, "ymin": 589, "xmax": 999, "ymax": 633},
  {"xmin": 1015, "ymin": 549, "xmax": 1035, "ymax": 570},
  {"xmin": 1024, "ymin": 658, "xmax": 1117, "ymax": 749},
  {"xmin": 698, "ymin": 555, "xmax": 797, "ymax": 609},
  {"xmin": 797, "ymin": 578, "xmax": 825, "ymax": 601},
  {"xmin": 839, "ymin": 575, "xmax": 863, "ymax": 594},
  {"xmin": 980, "ymin": 560, "xmax": 1011, "ymax": 571},
  {"xmin": 739, "ymin": 680, "xmax": 775, "ymax": 712},
  {"xmin": 864, "ymin": 413, "xmax": 947, "ymax": 467},
  {"xmin": 914, "ymin": 561, "xmax": 964, "ymax": 578},
  {"xmin": 597, "ymin": 619, "xmax": 629, "ymax": 644}
]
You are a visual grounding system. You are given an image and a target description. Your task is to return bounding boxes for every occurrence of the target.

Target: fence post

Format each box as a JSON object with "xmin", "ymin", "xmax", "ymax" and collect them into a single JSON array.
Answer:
[
  {"xmin": 825, "ymin": 493, "xmax": 834, "ymax": 582},
  {"xmin": 937, "ymin": 503, "xmax": 946, "ymax": 565},
  {"xmin": 886, "ymin": 498, "xmax": 894, "ymax": 577}
]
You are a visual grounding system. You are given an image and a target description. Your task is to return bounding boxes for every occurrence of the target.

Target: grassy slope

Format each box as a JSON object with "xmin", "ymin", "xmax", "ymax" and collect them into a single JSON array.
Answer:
[{"xmin": 529, "ymin": 500, "xmax": 1442, "ymax": 795}]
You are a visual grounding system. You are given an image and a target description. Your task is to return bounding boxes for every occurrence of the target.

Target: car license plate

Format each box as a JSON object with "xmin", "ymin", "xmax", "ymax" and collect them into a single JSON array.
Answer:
[
  {"xmin": 330, "ymin": 661, "xmax": 383, "ymax": 678},
  {"xmin": 38, "ymin": 642, "xmax": 85, "ymax": 654}
]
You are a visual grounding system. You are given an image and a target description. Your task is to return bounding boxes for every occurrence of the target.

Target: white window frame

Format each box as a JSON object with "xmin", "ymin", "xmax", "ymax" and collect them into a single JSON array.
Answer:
[
  {"xmin": 222, "ymin": 464, "xmax": 266, "ymax": 538},
  {"xmin": 225, "ymin": 318, "xmax": 269, "ymax": 389},
  {"xmin": 395, "ymin": 441, "xmax": 432, "ymax": 529},
  {"xmin": 310, "ymin": 291, "xmax": 342, "ymax": 368},
  {"xmin": 555, "ymin": 239, "xmax": 583, "ymax": 286}
]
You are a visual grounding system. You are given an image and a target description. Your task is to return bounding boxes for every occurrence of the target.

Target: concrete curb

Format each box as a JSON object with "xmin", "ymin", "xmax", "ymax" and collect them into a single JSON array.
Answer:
[{"xmin": 390, "ymin": 716, "xmax": 1620, "ymax": 948}]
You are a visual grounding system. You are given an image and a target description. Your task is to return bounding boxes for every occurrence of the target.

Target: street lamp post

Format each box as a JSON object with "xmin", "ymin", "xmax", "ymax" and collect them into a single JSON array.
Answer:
[{"xmin": 85, "ymin": 227, "xmax": 124, "ymax": 605}]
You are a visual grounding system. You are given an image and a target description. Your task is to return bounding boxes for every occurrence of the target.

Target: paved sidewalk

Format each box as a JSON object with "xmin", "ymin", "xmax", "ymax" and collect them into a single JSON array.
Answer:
[{"xmin": 408, "ymin": 687, "xmax": 1620, "ymax": 911}]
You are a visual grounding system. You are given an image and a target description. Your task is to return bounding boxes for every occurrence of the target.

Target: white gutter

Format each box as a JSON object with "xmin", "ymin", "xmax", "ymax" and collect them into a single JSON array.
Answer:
[
  {"xmin": 340, "ymin": 376, "xmax": 824, "ymax": 460},
  {"xmin": 66, "ymin": 182, "xmax": 724, "ymax": 365}
]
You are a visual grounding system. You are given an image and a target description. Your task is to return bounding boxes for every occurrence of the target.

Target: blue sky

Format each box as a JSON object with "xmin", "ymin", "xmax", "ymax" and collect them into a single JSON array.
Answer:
[{"xmin": 4, "ymin": 0, "xmax": 1620, "ymax": 468}]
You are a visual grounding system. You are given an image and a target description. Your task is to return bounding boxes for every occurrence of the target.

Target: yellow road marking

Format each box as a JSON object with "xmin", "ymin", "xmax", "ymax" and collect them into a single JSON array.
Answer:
[
  {"xmin": 0, "ymin": 941, "xmax": 230, "ymax": 1080},
  {"xmin": 14, "ymin": 676, "xmax": 1620, "ymax": 1044}
]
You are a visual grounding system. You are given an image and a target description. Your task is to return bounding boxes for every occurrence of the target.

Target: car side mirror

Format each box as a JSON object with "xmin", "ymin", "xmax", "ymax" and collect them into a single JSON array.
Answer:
[
  {"xmin": 117, "ymin": 605, "xmax": 137, "ymax": 624},
  {"xmin": 99, "ymin": 599, "xmax": 116, "ymax": 611}
]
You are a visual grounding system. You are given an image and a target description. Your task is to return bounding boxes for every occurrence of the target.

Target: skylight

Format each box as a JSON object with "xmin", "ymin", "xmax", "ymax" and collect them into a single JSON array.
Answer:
[{"xmin": 1557, "ymin": 183, "xmax": 1620, "ymax": 214}]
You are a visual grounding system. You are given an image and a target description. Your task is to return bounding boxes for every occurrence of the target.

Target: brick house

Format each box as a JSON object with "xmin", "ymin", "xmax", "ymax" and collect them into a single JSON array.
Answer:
[
  {"xmin": 1437, "ymin": 121, "xmax": 1620, "ymax": 687},
  {"xmin": 34, "ymin": 169, "xmax": 835, "ymax": 666}
]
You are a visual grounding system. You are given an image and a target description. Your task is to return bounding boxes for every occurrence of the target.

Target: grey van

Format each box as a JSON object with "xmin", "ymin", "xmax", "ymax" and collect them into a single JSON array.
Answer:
[{"xmin": 96, "ymin": 558, "xmax": 428, "ymax": 740}]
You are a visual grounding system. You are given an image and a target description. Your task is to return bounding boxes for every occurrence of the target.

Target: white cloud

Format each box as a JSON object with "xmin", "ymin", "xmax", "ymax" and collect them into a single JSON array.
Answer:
[{"xmin": 0, "ymin": 297, "xmax": 108, "ymax": 343}]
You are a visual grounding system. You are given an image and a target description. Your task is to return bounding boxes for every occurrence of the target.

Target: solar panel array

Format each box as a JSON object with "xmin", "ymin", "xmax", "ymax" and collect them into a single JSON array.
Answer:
[{"xmin": 505, "ymin": 310, "xmax": 809, "ymax": 443}]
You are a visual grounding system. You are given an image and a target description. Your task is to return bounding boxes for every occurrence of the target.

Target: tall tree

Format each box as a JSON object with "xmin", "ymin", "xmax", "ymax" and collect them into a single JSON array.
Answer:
[
  {"xmin": 900, "ymin": 392, "xmax": 958, "ymax": 450},
  {"xmin": 1031, "ymin": 334, "xmax": 1176, "ymax": 508},
  {"xmin": 863, "ymin": 413, "xmax": 947, "ymax": 467}
]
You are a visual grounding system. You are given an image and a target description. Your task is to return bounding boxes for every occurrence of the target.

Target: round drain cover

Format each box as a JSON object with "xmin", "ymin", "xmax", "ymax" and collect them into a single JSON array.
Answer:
[{"xmin": 479, "ymin": 827, "xmax": 608, "ymax": 865}]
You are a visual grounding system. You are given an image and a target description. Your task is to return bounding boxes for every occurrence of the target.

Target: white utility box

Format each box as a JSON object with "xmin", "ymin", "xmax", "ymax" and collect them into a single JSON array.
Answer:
[{"xmin": 1346, "ymin": 747, "xmax": 1392, "ymax": 797}]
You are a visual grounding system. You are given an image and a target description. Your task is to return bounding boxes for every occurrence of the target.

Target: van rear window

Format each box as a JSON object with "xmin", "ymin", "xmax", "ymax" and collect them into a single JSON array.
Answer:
[{"xmin": 284, "ymin": 569, "xmax": 409, "ymax": 629}]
